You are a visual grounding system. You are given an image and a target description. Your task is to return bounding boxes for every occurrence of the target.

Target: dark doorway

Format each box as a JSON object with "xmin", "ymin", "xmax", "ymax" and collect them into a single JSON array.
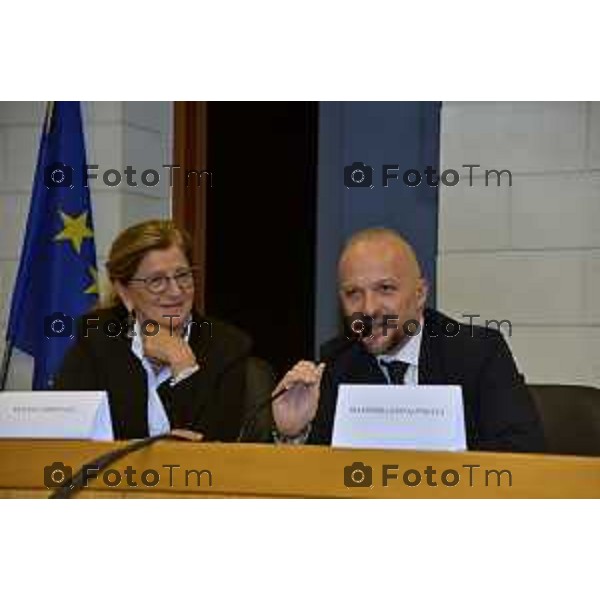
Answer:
[{"xmin": 204, "ymin": 102, "xmax": 318, "ymax": 378}]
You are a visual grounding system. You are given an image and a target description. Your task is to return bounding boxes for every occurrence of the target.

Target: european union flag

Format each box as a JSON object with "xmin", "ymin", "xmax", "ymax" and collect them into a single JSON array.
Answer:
[{"xmin": 6, "ymin": 101, "xmax": 98, "ymax": 389}]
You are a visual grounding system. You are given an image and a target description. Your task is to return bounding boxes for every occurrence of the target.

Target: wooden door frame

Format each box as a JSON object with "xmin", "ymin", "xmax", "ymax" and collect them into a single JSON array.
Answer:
[{"xmin": 172, "ymin": 101, "xmax": 208, "ymax": 312}]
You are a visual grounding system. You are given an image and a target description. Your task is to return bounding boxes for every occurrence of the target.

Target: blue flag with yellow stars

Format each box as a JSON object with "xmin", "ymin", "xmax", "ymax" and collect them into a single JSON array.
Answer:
[{"xmin": 6, "ymin": 101, "xmax": 98, "ymax": 389}]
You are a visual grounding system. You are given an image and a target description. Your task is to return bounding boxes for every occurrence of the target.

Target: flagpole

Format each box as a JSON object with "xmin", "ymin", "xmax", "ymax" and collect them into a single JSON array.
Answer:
[
  {"xmin": 44, "ymin": 101, "xmax": 55, "ymax": 134},
  {"xmin": 0, "ymin": 341, "xmax": 13, "ymax": 391}
]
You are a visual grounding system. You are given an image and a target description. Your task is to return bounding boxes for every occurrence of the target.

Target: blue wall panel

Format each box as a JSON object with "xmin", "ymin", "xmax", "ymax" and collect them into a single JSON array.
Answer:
[{"xmin": 316, "ymin": 101, "xmax": 441, "ymax": 352}]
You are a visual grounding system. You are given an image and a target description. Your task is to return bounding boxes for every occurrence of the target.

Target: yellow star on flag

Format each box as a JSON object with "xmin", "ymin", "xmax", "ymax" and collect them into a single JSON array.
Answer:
[
  {"xmin": 84, "ymin": 266, "xmax": 99, "ymax": 295},
  {"xmin": 54, "ymin": 210, "xmax": 94, "ymax": 254}
]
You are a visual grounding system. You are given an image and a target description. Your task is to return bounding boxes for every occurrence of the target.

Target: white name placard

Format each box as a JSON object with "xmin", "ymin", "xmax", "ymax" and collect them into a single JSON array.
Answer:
[
  {"xmin": 0, "ymin": 391, "xmax": 113, "ymax": 441},
  {"xmin": 331, "ymin": 384, "xmax": 466, "ymax": 451}
]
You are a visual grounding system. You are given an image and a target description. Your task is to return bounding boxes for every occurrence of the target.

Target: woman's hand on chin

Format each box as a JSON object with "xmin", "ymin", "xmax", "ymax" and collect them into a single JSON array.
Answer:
[{"xmin": 141, "ymin": 326, "xmax": 197, "ymax": 376}]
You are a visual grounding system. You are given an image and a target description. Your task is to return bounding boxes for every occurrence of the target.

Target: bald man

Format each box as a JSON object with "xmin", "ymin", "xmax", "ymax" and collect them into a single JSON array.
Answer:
[{"xmin": 272, "ymin": 227, "xmax": 545, "ymax": 452}]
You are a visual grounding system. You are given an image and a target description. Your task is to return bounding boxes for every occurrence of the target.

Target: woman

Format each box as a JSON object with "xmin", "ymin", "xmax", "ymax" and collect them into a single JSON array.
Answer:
[{"xmin": 54, "ymin": 219, "xmax": 253, "ymax": 441}]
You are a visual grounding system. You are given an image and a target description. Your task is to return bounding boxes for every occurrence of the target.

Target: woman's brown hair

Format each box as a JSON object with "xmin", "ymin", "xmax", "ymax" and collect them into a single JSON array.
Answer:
[{"xmin": 101, "ymin": 219, "xmax": 193, "ymax": 308}]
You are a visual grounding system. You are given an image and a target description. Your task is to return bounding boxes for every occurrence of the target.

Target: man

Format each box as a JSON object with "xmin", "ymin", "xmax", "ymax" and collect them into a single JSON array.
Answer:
[{"xmin": 272, "ymin": 228, "xmax": 545, "ymax": 452}]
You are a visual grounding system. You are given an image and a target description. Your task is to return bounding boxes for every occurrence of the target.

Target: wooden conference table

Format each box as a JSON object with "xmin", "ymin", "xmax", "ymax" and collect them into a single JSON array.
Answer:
[{"xmin": 0, "ymin": 439, "xmax": 598, "ymax": 498}]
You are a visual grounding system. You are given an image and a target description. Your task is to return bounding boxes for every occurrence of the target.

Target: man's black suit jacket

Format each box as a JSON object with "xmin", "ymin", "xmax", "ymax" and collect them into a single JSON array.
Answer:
[
  {"xmin": 310, "ymin": 308, "xmax": 545, "ymax": 452},
  {"xmin": 53, "ymin": 305, "xmax": 252, "ymax": 441}
]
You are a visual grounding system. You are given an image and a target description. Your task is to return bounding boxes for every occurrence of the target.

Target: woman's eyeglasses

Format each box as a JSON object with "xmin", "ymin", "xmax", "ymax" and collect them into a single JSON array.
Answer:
[{"xmin": 128, "ymin": 268, "xmax": 197, "ymax": 294}]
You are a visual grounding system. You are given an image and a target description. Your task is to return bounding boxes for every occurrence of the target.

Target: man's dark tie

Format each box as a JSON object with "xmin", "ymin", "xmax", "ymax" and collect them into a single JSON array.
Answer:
[{"xmin": 380, "ymin": 360, "xmax": 410, "ymax": 384}]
